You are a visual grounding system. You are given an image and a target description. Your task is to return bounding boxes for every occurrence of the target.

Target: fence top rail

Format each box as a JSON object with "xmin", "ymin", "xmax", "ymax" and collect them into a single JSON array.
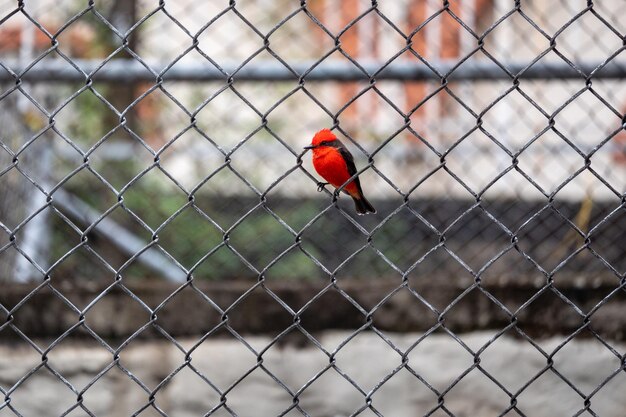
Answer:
[{"xmin": 2, "ymin": 58, "xmax": 625, "ymax": 83}]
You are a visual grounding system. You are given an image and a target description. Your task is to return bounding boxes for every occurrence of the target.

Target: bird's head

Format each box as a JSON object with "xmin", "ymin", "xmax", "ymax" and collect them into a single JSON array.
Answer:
[{"xmin": 304, "ymin": 129, "xmax": 338, "ymax": 150}]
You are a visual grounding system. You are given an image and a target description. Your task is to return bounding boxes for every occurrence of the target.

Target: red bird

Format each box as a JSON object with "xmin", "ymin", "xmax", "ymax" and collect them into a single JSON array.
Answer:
[{"xmin": 304, "ymin": 129, "xmax": 376, "ymax": 215}]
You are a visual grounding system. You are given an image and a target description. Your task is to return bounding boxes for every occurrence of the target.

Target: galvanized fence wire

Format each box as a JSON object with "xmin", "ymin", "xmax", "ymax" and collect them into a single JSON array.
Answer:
[{"xmin": 1, "ymin": 1, "xmax": 626, "ymax": 416}]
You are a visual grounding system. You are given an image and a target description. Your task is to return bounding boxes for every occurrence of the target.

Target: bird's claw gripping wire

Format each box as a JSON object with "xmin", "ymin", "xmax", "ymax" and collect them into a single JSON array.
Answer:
[{"xmin": 316, "ymin": 182, "xmax": 329, "ymax": 192}]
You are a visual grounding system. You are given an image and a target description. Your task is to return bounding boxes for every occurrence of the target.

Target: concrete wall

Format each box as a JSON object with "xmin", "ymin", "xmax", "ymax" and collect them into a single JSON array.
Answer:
[{"xmin": 1, "ymin": 331, "xmax": 624, "ymax": 417}]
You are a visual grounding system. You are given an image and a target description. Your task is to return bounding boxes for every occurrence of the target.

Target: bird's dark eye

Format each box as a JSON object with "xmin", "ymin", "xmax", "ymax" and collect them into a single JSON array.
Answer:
[{"xmin": 320, "ymin": 141, "xmax": 329, "ymax": 146}]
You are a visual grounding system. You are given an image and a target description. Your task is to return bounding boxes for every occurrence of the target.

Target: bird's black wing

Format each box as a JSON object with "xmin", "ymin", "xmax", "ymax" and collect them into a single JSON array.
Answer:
[{"xmin": 334, "ymin": 140, "xmax": 364, "ymax": 196}]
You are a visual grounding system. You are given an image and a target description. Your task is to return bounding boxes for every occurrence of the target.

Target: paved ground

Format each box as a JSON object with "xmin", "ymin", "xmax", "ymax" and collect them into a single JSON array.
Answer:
[{"xmin": 1, "ymin": 331, "xmax": 624, "ymax": 417}]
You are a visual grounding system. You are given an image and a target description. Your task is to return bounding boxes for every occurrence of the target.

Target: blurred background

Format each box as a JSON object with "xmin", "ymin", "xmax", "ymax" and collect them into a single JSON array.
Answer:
[
  {"xmin": 1, "ymin": 0, "xmax": 626, "ymax": 283},
  {"xmin": 1, "ymin": 0, "xmax": 626, "ymax": 416}
]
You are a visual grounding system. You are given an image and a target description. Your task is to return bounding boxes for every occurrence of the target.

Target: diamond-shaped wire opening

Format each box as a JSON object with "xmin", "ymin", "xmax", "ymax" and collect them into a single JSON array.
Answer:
[
  {"xmin": 334, "ymin": 246, "xmax": 402, "ymax": 282},
  {"xmin": 156, "ymin": 128, "xmax": 224, "ymax": 191},
  {"xmin": 444, "ymin": 367, "xmax": 514, "ymax": 416},
  {"xmin": 261, "ymin": 246, "xmax": 325, "ymax": 284},
  {"xmin": 480, "ymin": 169, "xmax": 548, "ymax": 227},
  {"xmin": 447, "ymin": 0, "xmax": 510, "ymax": 37},
  {"xmin": 444, "ymin": 129, "xmax": 512, "ymax": 194},
  {"xmin": 405, "ymin": 329, "xmax": 475, "ymax": 393},
  {"xmin": 0, "ymin": 168, "xmax": 46, "ymax": 230},
  {"xmin": 185, "ymin": 325, "xmax": 258, "ymax": 393},
  {"xmin": 152, "ymin": 364, "xmax": 224, "ymax": 415},
  {"xmin": 333, "ymin": 330, "xmax": 401, "ymax": 391},
  {"xmin": 194, "ymin": 87, "xmax": 261, "ymax": 151},
  {"xmin": 83, "ymin": 286, "xmax": 152, "ymax": 348},
  {"xmin": 516, "ymin": 129, "xmax": 586, "ymax": 195},
  {"xmin": 53, "ymin": 7, "xmax": 122, "ymax": 60},
  {"xmin": 482, "ymin": 10, "xmax": 551, "ymax": 68},
  {"xmin": 119, "ymin": 167, "xmax": 188, "ymax": 230},
  {"xmin": 7, "ymin": 284, "xmax": 79, "ymax": 344},
  {"xmin": 515, "ymin": 287, "xmax": 585, "ymax": 340},
  {"xmin": 223, "ymin": 367, "xmax": 297, "ymax": 415},
  {"xmin": 482, "ymin": 88, "xmax": 549, "ymax": 153},
  {"xmin": 43, "ymin": 326, "xmax": 113, "ymax": 388},
  {"xmin": 587, "ymin": 206, "xmax": 626, "ymax": 275},
  {"xmin": 339, "ymin": 10, "xmax": 408, "ymax": 65},
  {"xmin": 515, "ymin": 204, "xmax": 588, "ymax": 273},
  {"xmin": 129, "ymin": 10, "xmax": 192, "ymax": 63},
  {"xmin": 196, "ymin": 9, "xmax": 264, "ymax": 69},
  {"xmin": 370, "ymin": 208, "xmax": 439, "ymax": 271},
  {"xmin": 222, "ymin": 285, "xmax": 295, "ymax": 350},
  {"xmin": 521, "ymin": 1, "xmax": 584, "ymax": 35},
  {"xmin": 300, "ymin": 209, "xmax": 371, "ymax": 273},
  {"xmin": 161, "ymin": 56, "xmax": 227, "ymax": 105},
  {"xmin": 556, "ymin": 91, "xmax": 622, "ymax": 153},
  {"xmin": 478, "ymin": 250, "xmax": 546, "ymax": 303},
  {"xmin": 443, "ymin": 206, "xmax": 512, "ymax": 272},
  {"xmin": 51, "ymin": 86, "xmax": 121, "ymax": 152},
  {"xmin": 515, "ymin": 366, "xmax": 586, "ymax": 416},
  {"xmin": 551, "ymin": 168, "xmax": 620, "ymax": 224},
  {"xmin": 586, "ymin": 361, "xmax": 626, "ymax": 415},
  {"xmin": 266, "ymin": 9, "xmax": 334, "ymax": 62},
  {"xmin": 227, "ymin": 208, "xmax": 298, "ymax": 272},
  {"xmin": 266, "ymin": 89, "xmax": 332, "ymax": 146},
  {"xmin": 595, "ymin": 1, "xmax": 626, "ymax": 34},
  {"xmin": 477, "ymin": 329, "xmax": 548, "ymax": 393},
  {"xmin": 550, "ymin": 326, "xmax": 623, "ymax": 392},
  {"xmin": 190, "ymin": 243, "xmax": 258, "ymax": 282},
  {"xmin": 0, "ymin": 11, "xmax": 52, "ymax": 54},
  {"xmin": 14, "ymin": 206, "xmax": 82, "ymax": 272},
  {"xmin": 369, "ymin": 365, "xmax": 441, "ymax": 415},
  {"xmin": 120, "ymin": 247, "xmax": 187, "ymax": 283},
  {"xmin": 228, "ymin": 130, "xmax": 299, "ymax": 192},
  {"xmin": 17, "ymin": 130, "xmax": 84, "ymax": 192},
  {"xmin": 339, "ymin": 86, "xmax": 408, "ymax": 145},
  {"xmin": 263, "ymin": 176, "xmax": 328, "ymax": 229},
  {"xmin": 258, "ymin": 335, "xmax": 330, "ymax": 394},
  {"xmin": 293, "ymin": 363, "xmax": 367, "ymax": 416},
  {"xmin": 448, "ymin": 60, "xmax": 510, "ymax": 107},
  {"xmin": 406, "ymin": 168, "xmax": 476, "ymax": 230},
  {"xmin": 0, "ymin": 92, "xmax": 49, "ymax": 149},
  {"xmin": 79, "ymin": 361, "xmax": 152, "ymax": 414},
  {"xmin": 233, "ymin": 56, "xmax": 303, "ymax": 112},
  {"xmin": 443, "ymin": 285, "xmax": 514, "ymax": 334},
  {"xmin": 117, "ymin": 331, "xmax": 188, "ymax": 389},
  {"xmin": 123, "ymin": 87, "xmax": 192, "ymax": 149},
  {"xmin": 165, "ymin": 2, "xmax": 227, "ymax": 35},
  {"xmin": 369, "ymin": 289, "xmax": 438, "ymax": 345},
  {"xmin": 298, "ymin": 287, "xmax": 365, "ymax": 336},
  {"xmin": 5, "ymin": 364, "xmax": 80, "ymax": 416},
  {"xmin": 151, "ymin": 285, "xmax": 223, "ymax": 335},
  {"xmin": 19, "ymin": 56, "xmax": 85, "ymax": 111},
  {"xmin": 516, "ymin": 76, "xmax": 583, "ymax": 116},
  {"xmin": 154, "ymin": 205, "xmax": 223, "ymax": 271},
  {"xmin": 407, "ymin": 247, "xmax": 475, "ymax": 301},
  {"xmin": 306, "ymin": 0, "xmax": 372, "ymax": 34},
  {"xmin": 554, "ymin": 9, "xmax": 623, "ymax": 64}
]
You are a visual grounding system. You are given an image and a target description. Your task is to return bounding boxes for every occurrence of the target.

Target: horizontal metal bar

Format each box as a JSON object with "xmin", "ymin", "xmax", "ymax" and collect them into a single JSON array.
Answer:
[{"xmin": 2, "ymin": 58, "xmax": 625, "ymax": 83}]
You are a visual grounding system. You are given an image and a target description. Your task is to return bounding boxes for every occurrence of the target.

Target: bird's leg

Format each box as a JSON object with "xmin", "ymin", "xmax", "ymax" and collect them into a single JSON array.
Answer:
[{"xmin": 316, "ymin": 182, "xmax": 329, "ymax": 192}]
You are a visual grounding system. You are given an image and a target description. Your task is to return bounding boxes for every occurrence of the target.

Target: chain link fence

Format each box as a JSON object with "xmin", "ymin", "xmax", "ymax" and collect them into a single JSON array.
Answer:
[{"xmin": 1, "ymin": 0, "xmax": 626, "ymax": 416}]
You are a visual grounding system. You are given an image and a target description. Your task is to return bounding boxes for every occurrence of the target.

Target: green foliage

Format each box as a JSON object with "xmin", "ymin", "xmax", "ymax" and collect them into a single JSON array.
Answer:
[{"xmin": 54, "ymin": 182, "xmax": 330, "ymax": 282}]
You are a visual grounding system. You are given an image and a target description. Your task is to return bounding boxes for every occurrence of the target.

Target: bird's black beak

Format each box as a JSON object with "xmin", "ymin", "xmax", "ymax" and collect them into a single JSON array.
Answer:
[{"xmin": 303, "ymin": 145, "xmax": 316, "ymax": 150}]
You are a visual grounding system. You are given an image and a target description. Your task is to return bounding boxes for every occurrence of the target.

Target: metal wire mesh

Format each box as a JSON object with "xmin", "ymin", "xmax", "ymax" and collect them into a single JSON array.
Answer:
[{"xmin": 1, "ymin": 0, "xmax": 626, "ymax": 416}]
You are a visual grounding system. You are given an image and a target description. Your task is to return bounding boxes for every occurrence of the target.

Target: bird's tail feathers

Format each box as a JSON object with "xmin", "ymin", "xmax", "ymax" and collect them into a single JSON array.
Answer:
[{"xmin": 352, "ymin": 195, "xmax": 376, "ymax": 215}]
